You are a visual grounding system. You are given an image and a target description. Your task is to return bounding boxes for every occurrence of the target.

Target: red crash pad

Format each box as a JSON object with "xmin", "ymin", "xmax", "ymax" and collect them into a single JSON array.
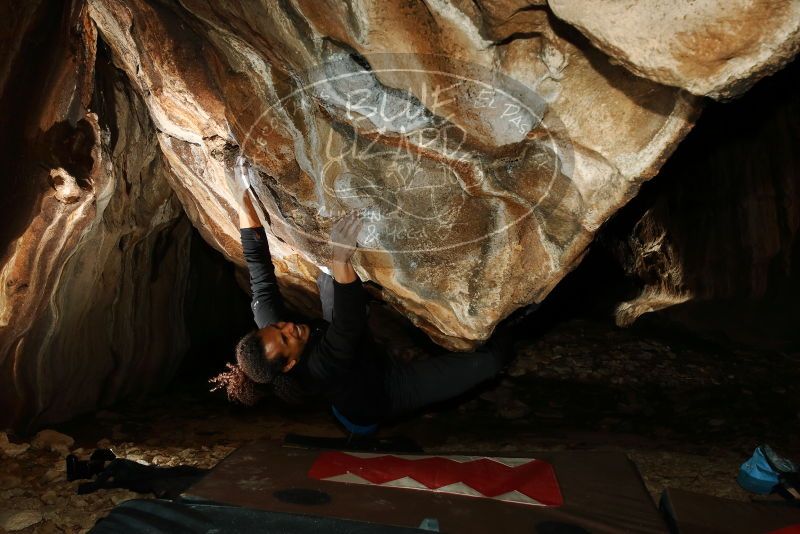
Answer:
[{"xmin": 307, "ymin": 451, "xmax": 563, "ymax": 506}]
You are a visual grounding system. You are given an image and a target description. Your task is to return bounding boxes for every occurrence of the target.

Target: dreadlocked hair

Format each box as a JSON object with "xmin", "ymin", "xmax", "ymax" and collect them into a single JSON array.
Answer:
[
  {"xmin": 209, "ymin": 329, "xmax": 307, "ymax": 406},
  {"xmin": 209, "ymin": 362, "xmax": 265, "ymax": 406}
]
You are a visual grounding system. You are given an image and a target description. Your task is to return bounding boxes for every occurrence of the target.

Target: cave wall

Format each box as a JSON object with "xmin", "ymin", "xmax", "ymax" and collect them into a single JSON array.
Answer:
[
  {"xmin": 0, "ymin": 1, "xmax": 192, "ymax": 429},
  {"xmin": 606, "ymin": 59, "xmax": 800, "ymax": 350}
]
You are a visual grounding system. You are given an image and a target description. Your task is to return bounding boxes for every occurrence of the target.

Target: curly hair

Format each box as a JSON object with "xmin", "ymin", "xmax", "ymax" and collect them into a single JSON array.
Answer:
[
  {"xmin": 210, "ymin": 329, "xmax": 307, "ymax": 406},
  {"xmin": 209, "ymin": 362, "xmax": 264, "ymax": 406}
]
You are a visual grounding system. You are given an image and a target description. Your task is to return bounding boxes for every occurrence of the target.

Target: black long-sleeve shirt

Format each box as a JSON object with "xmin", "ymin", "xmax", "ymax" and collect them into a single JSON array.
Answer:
[
  {"xmin": 240, "ymin": 227, "xmax": 389, "ymax": 423},
  {"xmin": 240, "ymin": 226, "xmax": 286, "ymax": 328}
]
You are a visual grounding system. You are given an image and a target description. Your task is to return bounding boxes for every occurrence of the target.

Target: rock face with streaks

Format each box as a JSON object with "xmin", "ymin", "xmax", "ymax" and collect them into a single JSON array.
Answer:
[
  {"xmin": 85, "ymin": 0, "xmax": 701, "ymax": 350},
  {"xmin": 0, "ymin": 1, "xmax": 191, "ymax": 429},
  {"xmin": 548, "ymin": 0, "xmax": 800, "ymax": 100},
  {"xmin": 1, "ymin": 0, "xmax": 799, "ymax": 428}
]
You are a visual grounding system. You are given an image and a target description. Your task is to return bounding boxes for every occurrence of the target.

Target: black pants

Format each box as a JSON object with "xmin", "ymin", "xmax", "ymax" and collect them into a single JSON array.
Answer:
[{"xmin": 317, "ymin": 273, "xmax": 504, "ymax": 418}]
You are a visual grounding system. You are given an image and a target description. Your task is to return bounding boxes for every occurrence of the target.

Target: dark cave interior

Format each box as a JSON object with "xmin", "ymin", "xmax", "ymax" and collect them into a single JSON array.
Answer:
[
  {"xmin": 2, "ymin": 2, "xmax": 800, "ymax": 531},
  {"xmin": 173, "ymin": 56, "xmax": 800, "ymax": 457}
]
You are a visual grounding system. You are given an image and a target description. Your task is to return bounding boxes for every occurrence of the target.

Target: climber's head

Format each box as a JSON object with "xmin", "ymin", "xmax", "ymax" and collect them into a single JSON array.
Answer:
[
  {"xmin": 255, "ymin": 321, "xmax": 311, "ymax": 371},
  {"xmin": 209, "ymin": 322, "xmax": 310, "ymax": 406}
]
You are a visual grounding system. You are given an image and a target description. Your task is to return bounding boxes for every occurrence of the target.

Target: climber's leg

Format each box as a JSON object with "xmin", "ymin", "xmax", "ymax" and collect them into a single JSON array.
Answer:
[{"xmin": 384, "ymin": 347, "xmax": 505, "ymax": 417}]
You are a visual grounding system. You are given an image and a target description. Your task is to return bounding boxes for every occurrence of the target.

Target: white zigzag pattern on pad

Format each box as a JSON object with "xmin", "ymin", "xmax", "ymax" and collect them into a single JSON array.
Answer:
[
  {"xmin": 320, "ymin": 473, "xmax": 543, "ymax": 506},
  {"xmin": 342, "ymin": 452, "xmax": 536, "ymax": 468}
]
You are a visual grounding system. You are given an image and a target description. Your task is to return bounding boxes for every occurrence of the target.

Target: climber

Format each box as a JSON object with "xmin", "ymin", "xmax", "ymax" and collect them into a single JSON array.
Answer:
[{"xmin": 211, "ymin": 158, "xmax": 512, "ymax": 435}]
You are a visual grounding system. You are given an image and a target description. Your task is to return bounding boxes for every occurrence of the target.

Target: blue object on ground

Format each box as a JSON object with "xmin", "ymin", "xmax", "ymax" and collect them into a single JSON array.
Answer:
[
  {"xmin": 738, "ymin": 446, "xmax": 781, "ymax": 495},
  {"xmin": 418, "ymin": 518, "xmax": 440, "ymax": 531}
]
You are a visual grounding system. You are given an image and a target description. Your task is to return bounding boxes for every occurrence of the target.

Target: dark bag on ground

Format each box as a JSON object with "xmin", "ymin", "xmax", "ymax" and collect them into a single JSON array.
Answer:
[{"xmin": 66, "ymin": 448, "xmax": 208, "ymax": 499}]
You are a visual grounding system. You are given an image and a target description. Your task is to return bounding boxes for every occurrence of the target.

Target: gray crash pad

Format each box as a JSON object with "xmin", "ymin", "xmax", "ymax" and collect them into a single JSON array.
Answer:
[{"xmin": 183, "ymin": 440, "xmax": 667, "ymax": 533}]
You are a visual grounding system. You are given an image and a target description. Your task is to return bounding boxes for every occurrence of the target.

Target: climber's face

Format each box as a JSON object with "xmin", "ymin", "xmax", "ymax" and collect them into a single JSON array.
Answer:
[{"xmin": 257, "ymin": 322, "xmax": 310, "ymax": 372}]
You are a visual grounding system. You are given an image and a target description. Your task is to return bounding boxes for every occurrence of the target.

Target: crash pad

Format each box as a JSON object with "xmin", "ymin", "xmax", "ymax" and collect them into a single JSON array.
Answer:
[
  {"xmin": 89, "ymin": 498, "xmax": 428, "ymax": 533},
  {"xmin": 183, "ymin": 440, "xmax": 667, "ymax": 533},
  {"xmin": 660, "ymin": 488, "xmax": 800, "ymax": 533}
]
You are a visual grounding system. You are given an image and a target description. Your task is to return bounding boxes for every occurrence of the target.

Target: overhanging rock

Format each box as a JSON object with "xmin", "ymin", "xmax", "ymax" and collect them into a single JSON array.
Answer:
[
  {"xmin": 548, "ymin": 0, "xmax": 800, "ymax": 100},
  {"xmin": 88, "ymin": 0, "xmax": 703, "ymax": 349}
]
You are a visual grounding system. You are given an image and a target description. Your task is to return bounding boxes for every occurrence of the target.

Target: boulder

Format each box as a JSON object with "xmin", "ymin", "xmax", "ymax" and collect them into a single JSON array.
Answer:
[
  {"xmin": 548, "ymin": 0, "xmax": 800, "ymax": 99},
  {"xmin": 86, "ymin": 0, "xmax": 699, "ymax": 349},
  {"xmin": 0, "ymin": 510, "xmax": 43, "ymax": 532},
  {"xmin": 31, "ymin": 429, "xmax": 75, "ymax": 454},
  {"xmin": 0, "ymin": 432, "xmax": 30, "ymax": 458}
]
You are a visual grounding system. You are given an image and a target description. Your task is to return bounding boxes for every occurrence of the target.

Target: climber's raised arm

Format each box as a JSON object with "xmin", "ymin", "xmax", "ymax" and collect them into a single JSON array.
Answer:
[
  {"xmin": 231, "ymin": 158, "xmax": 286, "ymax": 328},
  {"xmin": 315, "ymin": 212, "xmax": 367, "ymax": 362}
]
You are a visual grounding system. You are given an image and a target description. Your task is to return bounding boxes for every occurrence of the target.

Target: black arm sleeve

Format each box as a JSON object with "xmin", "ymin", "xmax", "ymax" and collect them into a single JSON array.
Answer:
[
  {"xmin": 240, "ymin": 226, "xmax": 286, "ymax": 328},
  {"xmin": 315, "ymin": 280, "xmax": 367, "ymax": 363}
]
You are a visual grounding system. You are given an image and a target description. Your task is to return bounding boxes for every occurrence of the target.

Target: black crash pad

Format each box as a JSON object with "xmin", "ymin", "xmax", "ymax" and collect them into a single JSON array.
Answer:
[
  {"xmin": 660, "ymin": 488, "xmax": 800, "ymax": 533},
  {"xmin": 89, "ymin": 498, "xmax": 429, "ymax": 533}
]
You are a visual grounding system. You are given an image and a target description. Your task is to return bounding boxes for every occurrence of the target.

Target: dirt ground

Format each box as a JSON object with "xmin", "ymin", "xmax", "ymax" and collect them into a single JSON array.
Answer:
[{"xmin": 2, "ymin": 317, "xmax": 799, "ymax": 532}]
